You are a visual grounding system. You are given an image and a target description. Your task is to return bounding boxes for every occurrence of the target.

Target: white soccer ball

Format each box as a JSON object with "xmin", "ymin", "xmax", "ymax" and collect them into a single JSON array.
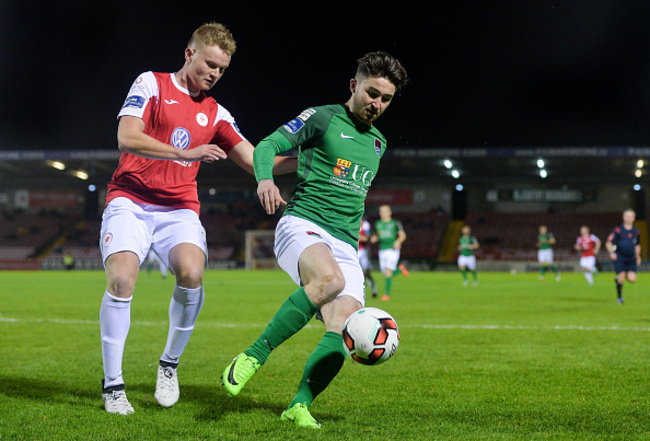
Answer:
[{"xmin": 342, "ymin": 307, "xmax": 400, "ymax": 366}]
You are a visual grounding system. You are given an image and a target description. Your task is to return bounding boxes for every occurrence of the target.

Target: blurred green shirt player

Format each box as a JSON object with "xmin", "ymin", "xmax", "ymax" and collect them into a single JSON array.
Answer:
[
  {"xmin": 371, "ymin": 205, "xmax": 409, "ymax": 300},
  {"xmin": 537, "ymin": 225, "xmax": 560, "ymax": 281},
  {"xmin": 221, "ymin": 51, "xmax": 409, "ymax": 429}
]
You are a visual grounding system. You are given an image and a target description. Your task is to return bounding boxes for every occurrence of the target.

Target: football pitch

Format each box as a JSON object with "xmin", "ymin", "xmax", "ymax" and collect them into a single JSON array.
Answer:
[{"xmin": 1, "ymin": 269, "xmax": 648, "ymax": 440}]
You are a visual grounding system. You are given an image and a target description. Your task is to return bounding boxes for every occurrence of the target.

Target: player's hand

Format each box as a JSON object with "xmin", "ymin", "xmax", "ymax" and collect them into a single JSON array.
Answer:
[
  {"xmin": 257, "ymin": 179, "xmax": 286, "ymax": 215},
  {"xmin": 184, "ymin": 144, "xmax": 228, "ymax": 163},
  {"xmin": 393, "ymin": 241, "xmax": 402, "ymax": 250},
  {"xmin": 609, "ymin": 252, "xmax": 617, "ymax": 261},
  {"xmin": 636, "ymin": 255, "xmax": 642, "ymax": 265}
]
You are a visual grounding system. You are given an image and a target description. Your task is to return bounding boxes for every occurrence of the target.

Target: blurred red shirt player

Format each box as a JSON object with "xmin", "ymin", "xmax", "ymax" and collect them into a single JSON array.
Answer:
[{"xmin": 574, "ymin": 225, "xmax": 600, "ymax": 285}]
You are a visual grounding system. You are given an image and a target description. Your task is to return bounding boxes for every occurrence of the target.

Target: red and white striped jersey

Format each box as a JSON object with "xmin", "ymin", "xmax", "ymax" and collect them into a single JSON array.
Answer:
[
  {"xmin": 107, "ymin": 71, "xmax": 246, "ymax": 214},
  {"xmin": 576, "ymin": 234, "xmax": 600, "ymax": 257}
]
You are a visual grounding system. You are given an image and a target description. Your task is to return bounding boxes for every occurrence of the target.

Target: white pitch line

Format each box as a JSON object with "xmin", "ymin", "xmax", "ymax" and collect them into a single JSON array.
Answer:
[{"xmin": 1, "ymin": 317, "xmax": 649, "ymax": 332}]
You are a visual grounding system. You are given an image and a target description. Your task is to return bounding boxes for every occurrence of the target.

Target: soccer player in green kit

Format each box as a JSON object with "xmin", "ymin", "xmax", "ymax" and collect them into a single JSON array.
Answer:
[
  {"xmin": 372, "ymin": 204, "xmax": 409, "ymax": 300},
  {"xmin": 221, "ymin": 51, "xmax": 409, "ymax": 428},
  {"xmin": 537, "ymin": 225, "xmax": 561, "ymax": 281},
  {"xmin": 457, "ymin": 225, "xmax": 479, "ymax": 285}
]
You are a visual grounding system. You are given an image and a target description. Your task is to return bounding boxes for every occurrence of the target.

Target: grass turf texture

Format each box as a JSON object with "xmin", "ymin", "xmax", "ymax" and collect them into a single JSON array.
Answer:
[{"xmin": 1, "ymin": 269, "xmax": 648, "ymax": 440}]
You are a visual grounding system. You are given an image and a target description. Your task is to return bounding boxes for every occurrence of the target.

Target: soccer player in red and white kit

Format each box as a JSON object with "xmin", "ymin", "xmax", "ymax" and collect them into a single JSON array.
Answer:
[
  {"xmin": 358, "ymin": 218, "xmax": 377, "ymax": 297},
  {"xmin": 574, "ymin": 225, "xmax": 601, "ymax": 285},
  {"xmin": 99, "ymin": 22, "xmax": 295, "ymax": 415}
]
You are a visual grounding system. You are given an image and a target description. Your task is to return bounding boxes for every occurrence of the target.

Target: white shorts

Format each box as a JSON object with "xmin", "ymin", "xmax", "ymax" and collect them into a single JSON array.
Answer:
[
  {"xmin": 457, "ymin": 255, "xmax": 477, "ymax": 270},
  {"xmin": 357, "ymin": 248, "xmax": 372, "ymax": 270},
  {"xmin": 274, "ymin": 215, "xmax": 365, "ymax": 306},
  {"xmin": 538, "ymin": 249, "xmax": 554, "ymax": 264},
  {"xmin": 580, "ymin": 256, "xmax": 597, "ymax": 271},
  {"xmin": 378, "ymin": 248, "xmax": 401, "ymax": 273},
  {"xmin": 100, "ymin": 197, "xmax": 207, "ymax": 269}
]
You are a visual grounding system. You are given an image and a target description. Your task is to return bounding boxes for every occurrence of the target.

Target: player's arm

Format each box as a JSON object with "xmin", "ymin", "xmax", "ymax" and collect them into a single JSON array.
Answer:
[
  {"xmin": 394, "ymin": 229, "xmax": 406, "ymax": 250},
  {"xmin": 574, "ymin": 239, "xmax": 582, "ymax": 251},
  {"xmin": 472, "ymin": 237, "xmax": 480, "ymax": 250},
  {"xmin": 227, "ymin": 140, "xmax": 297, "ymax": 175},
  {"xmin": 253, "ymin": 132, "xmax": 296, "ymax": 215},
  {"xmin": 605, "ymin": 233, "xmax": 617, "ymax": 259},
  {"xmin": 635, "ymin": 242, "xmax": 641, "ymax": 264},
  {"xmin": 547, "ymin": 234, "xmax": 556, "ymax": 245},
  {"xmin": 593, "ymin": 237, "xmax": 601, "ymax": 255},
  {"xmin": 117, "ymin": 116, "xmax": 227, "ymax": 162}
]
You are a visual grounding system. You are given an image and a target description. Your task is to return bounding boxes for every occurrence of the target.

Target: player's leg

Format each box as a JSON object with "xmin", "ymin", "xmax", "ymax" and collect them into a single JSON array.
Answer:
[
  {"xmin": 283, "ymin": 247, "xmax": 363, "ymax": 428},
  {"xmin": 614, "ymin": 258, "xmax": 626, "ymax": 303},
  {"xmin": 223, "ymin": 217, "xmax": 342, "ymax": 396},
  {"xmin": 153, "ymin": 210, "xmax": 209, "ymax": 407},
  {"xmin": 538, "ymin": 251, "xmax": 546, "ymax": 280},
  {"xmin": 469, "ymin": 257, "xmax": 478, "ymax": 284},
  {"xmin": 101, "ymin": 251, "xmax": 140, "ymax": 414},
  {"xmin": 99, "ymin": 198, "xmax": 151, "ymax": 414},
  {"xmin": 364, "ymin": 268, "xmax": 377, "ymax": 297}
]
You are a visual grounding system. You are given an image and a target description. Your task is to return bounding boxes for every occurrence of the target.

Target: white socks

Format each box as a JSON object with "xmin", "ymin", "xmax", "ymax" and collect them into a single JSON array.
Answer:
[
  {"xmin": 160, "ymin": 285, "xmax": 204, "ymax": 365},
  {"xmin": 100, "ymin": 285, "xmax": 204, "ymax": 388},
  {"xmin": 100, "ymin": 291, "xmax": 132, "ymax": 389}
]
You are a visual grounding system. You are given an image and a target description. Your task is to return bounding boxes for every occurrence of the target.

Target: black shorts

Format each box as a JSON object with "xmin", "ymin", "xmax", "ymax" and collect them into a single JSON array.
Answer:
[{"xmin": 614, "ymin": 255, "xmax": 637, "ymax": 274}]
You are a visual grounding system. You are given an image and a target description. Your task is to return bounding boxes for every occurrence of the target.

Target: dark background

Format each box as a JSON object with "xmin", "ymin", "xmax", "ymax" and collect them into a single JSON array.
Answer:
[{"xmin": 2, "ymin": 1, "xmax": 650, "ymax": 151}]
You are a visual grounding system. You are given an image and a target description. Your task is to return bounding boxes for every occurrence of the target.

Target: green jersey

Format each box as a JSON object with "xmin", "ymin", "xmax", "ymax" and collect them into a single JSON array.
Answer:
[
  {"xmin": 538, "ymin": 233, "xmax": 554, "ymax": 250},
  {"xmin": 375, "ymin": 219, "xmax": 404, "ymax": 251},
  {"xmin": 458, "ymin": 235, "xmax": 478, "ymax": 256},
  {"xmin": 253, "ymin": 104, "xmax": 386, "ymax": 249}
]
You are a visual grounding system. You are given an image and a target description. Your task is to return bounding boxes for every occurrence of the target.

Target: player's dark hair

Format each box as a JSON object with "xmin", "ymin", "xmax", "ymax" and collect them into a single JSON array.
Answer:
[{"xmin": 356, "ymin": 51, "xmax": 410, "ymax": 92}]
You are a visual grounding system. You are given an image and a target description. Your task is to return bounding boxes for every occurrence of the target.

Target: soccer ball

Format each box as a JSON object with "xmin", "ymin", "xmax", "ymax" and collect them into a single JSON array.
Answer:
[{"xmin": 342, "ymin": 307, "xmax": 400, "ymax": 365}]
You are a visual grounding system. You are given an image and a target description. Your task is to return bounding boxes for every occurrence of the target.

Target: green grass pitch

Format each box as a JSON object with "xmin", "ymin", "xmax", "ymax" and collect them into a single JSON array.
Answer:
[{"xmin": 1, "ymin": 269, "xmax": 648, "ymax": 440}]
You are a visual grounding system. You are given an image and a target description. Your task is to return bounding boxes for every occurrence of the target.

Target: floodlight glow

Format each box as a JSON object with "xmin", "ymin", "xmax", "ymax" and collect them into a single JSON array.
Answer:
[
  {"xmin": 635, "ymin": 169, "xmax": 642, "ymax": 178},
  {"xmin": 637, "ymin": 159, "xmax": 644, "ymax": 169},
  {"xmin": 456, "ymin": 184, "xmax": 464, "ymax": 191},
  {"xmin": 451, "ymin": 169, "xmax": 460, "ymax": 179},
  {"xmin": 74, "ymin": 170, "xmax": 89, "ymax": 180},
  {"xmin": 48, "ymin": 160, "xmax": 66, "ymax": 170},
  {"xmin": 88, "ymin": 184, "xmax": 96, "ymax": 192},
  {"xmin": 633, "ymin": 184, "xmax": 641, "ymax": 191},
  {"xmin": 537, "ymin": 159, "xmax": 545, "ymax": 169},
  {"xmin": 540, "ymin": 169, "xmax": 548, "ymax": 178},
  {"xmin": 444, "ymin": 159, "xmax": 453, "ymax": 169}
]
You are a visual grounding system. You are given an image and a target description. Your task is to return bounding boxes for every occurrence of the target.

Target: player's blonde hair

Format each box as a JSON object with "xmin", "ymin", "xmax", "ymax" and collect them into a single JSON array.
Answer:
[{"xmin": 188, "ymin": 22, "xmax": 236, "ymax": 56}]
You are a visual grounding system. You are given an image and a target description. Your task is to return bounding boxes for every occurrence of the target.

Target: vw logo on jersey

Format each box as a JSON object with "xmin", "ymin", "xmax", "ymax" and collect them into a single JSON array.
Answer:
[{"xmin": 170, "ymin": 127, "xmax": 191, "ymax": 150}]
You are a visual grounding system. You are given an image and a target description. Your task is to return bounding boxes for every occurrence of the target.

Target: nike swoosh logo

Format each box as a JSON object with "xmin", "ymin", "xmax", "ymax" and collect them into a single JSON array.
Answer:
[
  {"xmin": 340, "ymin": 132, "xmax": 355, "ymax": 139},
  {"xmin": 227, "ymin": 363, "xmax": 239, "ymax": 385},
  {"xmin": 165, "ymin": 99, "xmax": 179, "ymax": 105}
]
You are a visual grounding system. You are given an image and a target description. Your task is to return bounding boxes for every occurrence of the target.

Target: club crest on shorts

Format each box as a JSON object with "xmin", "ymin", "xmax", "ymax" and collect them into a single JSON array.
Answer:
[
  {"xmin": 306, "ymin": 231, "xmax": 323, "ymax": 239},
  {"xmin": 103, "ymin": 232, "xmax": 113, "ymax": 246}
]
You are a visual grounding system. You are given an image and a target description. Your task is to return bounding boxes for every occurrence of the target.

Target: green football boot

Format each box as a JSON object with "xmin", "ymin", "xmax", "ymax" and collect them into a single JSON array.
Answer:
[
  {"xmin": 221, "ymin": 353, "xmax": 260, "ymax": 397},
  {"xmin": 280, "ymin": 402, "xmax": 322, "ymax": 429}
]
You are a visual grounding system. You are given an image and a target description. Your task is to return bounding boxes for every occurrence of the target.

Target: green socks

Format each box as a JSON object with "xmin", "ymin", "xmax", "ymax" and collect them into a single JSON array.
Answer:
[
  {"xmin": 385, "ymin": 276, "xmax": 393, "ymax": 295},
  {"xmin": 290, "ymin": 331, "xmax": 347, "ymax": 408},
  {"xmin": 245, "ymin": 286, "xmax": 319, "ymax": 365}
]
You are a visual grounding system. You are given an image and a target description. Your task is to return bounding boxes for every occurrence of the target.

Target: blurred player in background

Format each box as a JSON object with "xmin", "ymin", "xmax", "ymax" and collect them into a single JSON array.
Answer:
[
  {"xmin": 221, "ymin": 51, "xmax": 409, "ymax": 428},
  {"xmin": 371, "ymin": 205, "xmax": 409, "ymax": 301},
  {"xmin": 606, "ymin": 209, "xmax": 641, "ymax": 304},
  {"xmin": 358, "ymin": 217, "xmax": 377, "ymax": 298},
  {"xmin": 537, "ymin": 225, "xmax": 560, "ymax": 281},
  {"xmin": 457, "ymin": 225, "xmax": 479, "ymax": 286},
  {"xmin": 99, "ymin": 23, "xmax": 295, "ymax": 415},
  {"xmin": 574, "ymin": 225, "xmax": 600, "ymax": 285}
]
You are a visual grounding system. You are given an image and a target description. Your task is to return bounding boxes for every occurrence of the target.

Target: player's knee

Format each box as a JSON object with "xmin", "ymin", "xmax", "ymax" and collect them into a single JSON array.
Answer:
[
  {"xmin": 174, "ymin": 266, "xmax": 203, "ymax": 288},
  {"xmin": 309, "ymin": 271, "xmax": 345, "ymax": 305},
  {"xmin": 108, "ymin": 272, "xmax": 136, "ymax": 298}
]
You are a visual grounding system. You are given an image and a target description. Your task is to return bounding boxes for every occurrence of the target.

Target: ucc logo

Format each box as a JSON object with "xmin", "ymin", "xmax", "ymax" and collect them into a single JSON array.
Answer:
[{"xmin": 170, "ymin": 127, "xmax": 191, "ymax": 150}]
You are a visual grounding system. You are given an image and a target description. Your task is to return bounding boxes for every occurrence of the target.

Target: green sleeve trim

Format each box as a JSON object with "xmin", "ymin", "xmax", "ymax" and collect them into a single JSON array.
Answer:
[{"xmin": 253, "ymin": 131, "xmax": 294, "ymax": 182}]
